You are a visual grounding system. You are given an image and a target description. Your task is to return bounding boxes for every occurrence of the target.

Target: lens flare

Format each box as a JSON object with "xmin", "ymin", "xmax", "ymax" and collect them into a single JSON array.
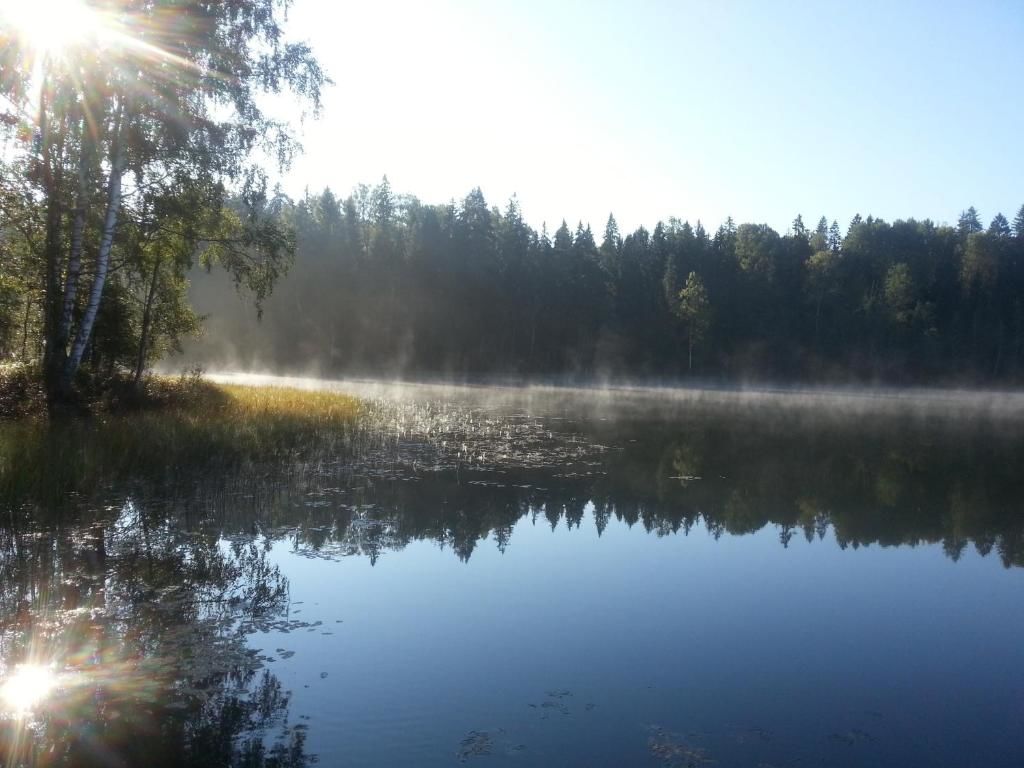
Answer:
[
  {"xmin": 1, "ymin": 0, "xmax": 107, "ymax": 56},
  {"xmin": 1, "ymin": 664, "xmax": 57, "ymax": 714}
]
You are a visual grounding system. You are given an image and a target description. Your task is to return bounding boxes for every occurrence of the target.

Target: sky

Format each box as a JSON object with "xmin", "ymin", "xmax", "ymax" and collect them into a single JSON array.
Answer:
[{"xmin": 279, "ymin": 0, "xmax": 1024, "ymax": 235}]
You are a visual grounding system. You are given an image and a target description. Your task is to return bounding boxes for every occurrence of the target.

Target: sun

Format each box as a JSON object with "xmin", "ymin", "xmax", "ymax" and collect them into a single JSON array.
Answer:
[
  {"xmin": 0, "ymin": 664, "xmax": 58, "ymax": 715},
  {"xmin": 1, "ymin": 0, "xmax": 108, "ymax": 57}
]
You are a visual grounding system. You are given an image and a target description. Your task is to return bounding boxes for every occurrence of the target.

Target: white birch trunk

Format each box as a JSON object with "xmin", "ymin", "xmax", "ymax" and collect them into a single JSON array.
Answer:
[
  {"xmin": 56, "ymin": 127, "xmax": 91, "ymax": 351},
  {"xmin": 62, "ymin": 101, "xmax": 127, "ymax": 386}
]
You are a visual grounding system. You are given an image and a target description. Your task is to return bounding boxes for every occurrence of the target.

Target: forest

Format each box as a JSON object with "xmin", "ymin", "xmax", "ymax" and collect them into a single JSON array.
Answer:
[
  {"xmin": 1, "ymin": 0, "xmax": 1022, "ymax": 397},
  {"xmin": 182, "ymin": 181, "xmax": 1024, "ymax": 384},
  {"xmin": 5, "ymin": 162, "xmax": 1024, "ymax": 384}
]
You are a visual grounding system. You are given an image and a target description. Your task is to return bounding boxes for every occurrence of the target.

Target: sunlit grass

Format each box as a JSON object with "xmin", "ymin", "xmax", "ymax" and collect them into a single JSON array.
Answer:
[
  {"xmin": 186, "ymin": 381, "xmax": 362, "ymax": 424},
  {"xmin": 0, "ymin": 375, "xmax": 364, "ymax": 505}
]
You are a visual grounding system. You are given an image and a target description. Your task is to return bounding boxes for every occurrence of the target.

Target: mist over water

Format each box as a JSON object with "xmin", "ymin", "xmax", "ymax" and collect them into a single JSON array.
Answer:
[
  {"xmin": 190, "ymin": 369, "xmax": 1024, "ymax": 766},
  {"xmin": 204, "ymin": 369, "xmax": 1024, "ymax": 427},
  {"xmin": 5, "ymin": 368, "xmax": 1023, "ymax": 765},
  {"xmin": 3, "ymin": 0, "xmax": 1021, "ymax": 764}
]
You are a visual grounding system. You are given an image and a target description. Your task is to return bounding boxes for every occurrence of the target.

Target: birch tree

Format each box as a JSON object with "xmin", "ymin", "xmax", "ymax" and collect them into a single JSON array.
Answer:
[{"xmin": 0, "ymin": 0, "xmax": 326, "ymax": 403}]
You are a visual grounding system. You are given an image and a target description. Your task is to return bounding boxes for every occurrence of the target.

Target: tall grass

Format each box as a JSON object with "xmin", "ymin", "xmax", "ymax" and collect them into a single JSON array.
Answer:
[{"xmin": 0, "ymin": 377, "xmax": 363, "ymax": 506}]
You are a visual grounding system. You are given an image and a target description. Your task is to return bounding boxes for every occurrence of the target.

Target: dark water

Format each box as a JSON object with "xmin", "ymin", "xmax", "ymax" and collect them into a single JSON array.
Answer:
[{"xmin": 2, "ymin": 377, "xmax": 1023, "ymax": 767}]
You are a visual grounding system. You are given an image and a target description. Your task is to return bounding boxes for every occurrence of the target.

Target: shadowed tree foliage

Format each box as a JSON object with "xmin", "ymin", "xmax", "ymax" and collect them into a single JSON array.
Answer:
[
  {"xmin": 672, "ymin": 271, "xmax": 711, "ymax": 372},
  {"xmin": 179, "ymin": 184, "xmax": 1024, "ymax": 385},
  {"xmin": 0, "ymin": 0, "xmax": 326, "ymax": 403}
]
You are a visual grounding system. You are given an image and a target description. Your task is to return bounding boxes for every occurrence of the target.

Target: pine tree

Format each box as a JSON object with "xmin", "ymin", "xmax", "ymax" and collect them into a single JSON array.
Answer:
[
  {"xmin": 792, "ymin": 214, "xmax": 808, "ymax": 239},
  {"xmin": 1013, "ymin": 205, "xmax": 1024, "ymax": 238},
  {"xmin": 372, "ymin": 176, "xmax": 395, "ymax": 226},
  {"xmin": 553, "ymin": 220, "xmax": 573, "ymax": 251},
  {"xmin": 602, "ymin": 214, "xmax": 620, "ymax": 251},
  {"xmin": 573, "ymin": 221, "xmax": 596, "ymax": 251},
  {"xmin": 811, "ymin": 216, "xmax": 829, "ymax": 251},
  {"xmin": 599, "ymin": 214, "xmax": 621, "ymax": 273},
  {"xmin": 958, "ymin": 206, "xmax": 982, "ymax": 236},
  {"xmin": 828, "ymin": 220, "xmax": 842, "ymax": 253},
  {"xmin": 988, "ymin": 213, "xmax": 1011, "ymax": 237},
  {"xmin": 539, "ymin": 222, "xmax": 551, "ymax": 249}
]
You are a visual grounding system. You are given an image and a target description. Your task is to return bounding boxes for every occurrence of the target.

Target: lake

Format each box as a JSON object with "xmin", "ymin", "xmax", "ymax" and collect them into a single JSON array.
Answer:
[{"xmin": 2, "ymin": 376, "xmax": 1023, "ymax": 767}]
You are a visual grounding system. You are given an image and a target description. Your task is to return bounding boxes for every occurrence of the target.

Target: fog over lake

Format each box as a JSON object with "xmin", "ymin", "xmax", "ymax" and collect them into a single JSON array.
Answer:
[
  {"xmin": 5, "ymin": 374, "xmax": 1020, "ymax": 766},
  {"xmin": 3, "ymin": 0, "xmax": 1022, "ymax": 765}
]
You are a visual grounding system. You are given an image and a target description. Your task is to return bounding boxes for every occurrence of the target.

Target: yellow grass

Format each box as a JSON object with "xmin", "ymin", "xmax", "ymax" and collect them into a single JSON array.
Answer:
[
  {"xmin": 146, "ymin": 377, "xmax": 363, "ymax": 426},
  {"xmin": 0, "ymin": 376, "xmax": 365, "ymax": 504}
]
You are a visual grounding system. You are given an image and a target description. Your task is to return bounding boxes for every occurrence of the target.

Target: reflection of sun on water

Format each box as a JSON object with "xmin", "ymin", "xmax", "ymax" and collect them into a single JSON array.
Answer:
[{"xmin": 1, "ymin": 664, "xmax": 57, "ymax": 715}]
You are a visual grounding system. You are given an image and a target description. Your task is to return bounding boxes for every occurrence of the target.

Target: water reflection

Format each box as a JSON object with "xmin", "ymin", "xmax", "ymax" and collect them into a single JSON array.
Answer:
[
  {"xmin": 258, "ymin": 407, "xmax": 1024, "ymax": 568},
  {"xmin": 0, "ymin": 496, "xmax": 310, "ymax": 767},
  {"xmin": 1, "ymin": 390, "xmax": 1022, "ymax": 765}
]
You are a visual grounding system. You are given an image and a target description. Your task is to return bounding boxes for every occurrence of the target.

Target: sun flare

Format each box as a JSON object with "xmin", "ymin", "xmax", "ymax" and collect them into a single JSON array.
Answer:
[
  {"xmin": 1, "ymin": 664, "xmax": 58, "ymax": 714},
  {"xmin": 1, "ymin": 0, "xmax": 107, "ymax": 56}
]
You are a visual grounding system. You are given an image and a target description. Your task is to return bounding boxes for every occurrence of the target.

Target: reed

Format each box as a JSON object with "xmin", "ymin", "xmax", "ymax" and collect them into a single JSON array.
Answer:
[{"xmin": 0, "ymin": 375, "xmax": 363, "ymax": 506}]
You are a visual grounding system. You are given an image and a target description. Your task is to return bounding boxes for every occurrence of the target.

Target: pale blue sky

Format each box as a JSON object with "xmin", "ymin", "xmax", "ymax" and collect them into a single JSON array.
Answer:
[{"xmin": 282, "ymin": 0, "xmax": 1023, "ymax": 234}]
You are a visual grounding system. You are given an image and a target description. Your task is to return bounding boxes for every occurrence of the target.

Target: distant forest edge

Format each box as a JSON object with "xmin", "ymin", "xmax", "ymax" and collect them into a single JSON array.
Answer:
[
  {"xmin": 179, "ymin": 181, "xmax": 1024, "ymax": 385},
  {"xmin": 7, "ymin": 176, "xmax": 1024, "ymax": 385}
]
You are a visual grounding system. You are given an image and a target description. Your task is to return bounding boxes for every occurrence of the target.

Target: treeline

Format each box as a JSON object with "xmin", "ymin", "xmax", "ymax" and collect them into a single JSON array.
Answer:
[
  {"xmin": 184, "ymin": 180, "xmax": 1024, "ymax": 383},
  {"xmin": 7, "ymin": 172, "xmax": 1024, "ymax": 385}
]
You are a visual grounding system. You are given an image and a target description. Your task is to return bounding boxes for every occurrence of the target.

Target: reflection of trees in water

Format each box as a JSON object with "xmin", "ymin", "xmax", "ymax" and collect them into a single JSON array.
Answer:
[
  {"xmin": 144, "ymin": 414, "xmax": 1024, "ymax": 571},
  {"xmin": 0, "ymin": 499, "xmax": 310, "ymax": 767},
  {"xmin": 5, "ymin": 407, "xmax": 1020, "ymax": 574},
  {"xmin": 220, "ymin": 413, "xmax": 1024, "ymax": 569},
  {"xmin": 592, "ymin": 414, "xmax": 1024, "ymax": 567},
  {"xmin": 1, "ymin": 404, "xmax": 1022, "ymax": 764}
]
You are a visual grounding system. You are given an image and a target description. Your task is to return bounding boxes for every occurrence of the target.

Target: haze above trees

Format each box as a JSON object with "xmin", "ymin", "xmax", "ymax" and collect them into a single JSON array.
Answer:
[
  {"xmin": 1, "ymin": 2, "xmax": 1022, "ymax": 391},
  {"xmin": 184, "ymin": 182, "xmax": 1024, "ymax": 385}
]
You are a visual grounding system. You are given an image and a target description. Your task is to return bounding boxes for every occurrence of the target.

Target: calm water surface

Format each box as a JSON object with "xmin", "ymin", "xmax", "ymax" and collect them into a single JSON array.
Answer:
[{"xmin": 2, "ymin": 376, "xmax": 1023, "ymax": 767}]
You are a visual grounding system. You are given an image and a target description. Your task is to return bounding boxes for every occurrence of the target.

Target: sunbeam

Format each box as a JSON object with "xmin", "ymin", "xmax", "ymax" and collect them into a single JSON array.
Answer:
[
  {"xmin": 1, "ymin": 0, "xmax": 109, "ymax": 56},
  {"xmin": 0, "ymin": 664, "xmax": 57, "ymax": 715}
]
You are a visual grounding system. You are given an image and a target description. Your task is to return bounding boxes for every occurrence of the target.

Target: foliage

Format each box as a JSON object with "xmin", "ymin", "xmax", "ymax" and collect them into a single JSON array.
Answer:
[
  {"xmin": 673, "ymin": 271, "xmax": 711, "ymax": 372},
  {"xmin": 0, "ymin": 363, "xmax": 45, "ymax": 418},
  {"xmin": 185, "ymin": 183, "xmax": 1024, "ymax": 384},
  {"xmin": 0, "ymin": 0, "xmax": 325, "ymax": 401}
]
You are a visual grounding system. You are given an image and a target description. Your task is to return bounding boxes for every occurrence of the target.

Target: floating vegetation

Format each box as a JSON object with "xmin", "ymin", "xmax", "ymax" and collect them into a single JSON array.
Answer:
[
  {"xmin": 457, "ymin": 730, "xmax": 494, "ymax": 762},
  {"xmin": 648, "ymin": 726, "xmax": 715, "ymax": 767},
  {"xmin": 456, "ymin": 728, "xmax": 526, "ymax": 762},
  {"xmin": 527, "ymin": 689, "xmax": 576, "ymax": 718}
]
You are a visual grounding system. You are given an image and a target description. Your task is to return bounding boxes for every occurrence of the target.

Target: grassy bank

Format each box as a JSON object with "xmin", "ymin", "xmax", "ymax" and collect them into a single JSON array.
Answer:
[{"xmin": 0, "ymin": 370, "xmax": 363, "ymax": 505}]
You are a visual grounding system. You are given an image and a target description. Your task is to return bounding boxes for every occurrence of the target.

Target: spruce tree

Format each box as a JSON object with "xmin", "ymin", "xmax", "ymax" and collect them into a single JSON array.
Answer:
[
  {"xmin": 1013, "ymin": 205, "xmax": 1024, "ymax": 238},
  {"xmin": 988, "ymin": 213, "xmax": 1011, "ymax": 237},
  {"xmin": 828, "ymin": 220, "xmax": 842, "ymax": 253},
  {"xmin": 958, "ymin": 206, "xmax": 983, "ymax": 236}
]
